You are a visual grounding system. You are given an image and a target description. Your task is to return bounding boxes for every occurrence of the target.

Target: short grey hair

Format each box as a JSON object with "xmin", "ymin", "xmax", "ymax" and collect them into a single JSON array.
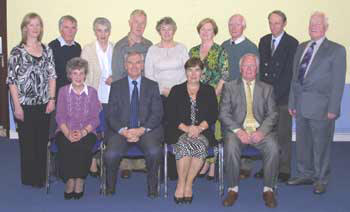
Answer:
[
  {"xmin": 310, "ymin": 11, "xmax": 329, "ymax": 28},
  {"xmin": 93, "ymin": 17, "xmax": 111, "ymax": 32},
  {"xmin": 130, "ymin": 9, "xmax": 147, "ymax": 20},
  {"xmin": 229, "ymin": 14, "xmax": 246, "ymax": 28},
  {"xmin": 156, "ymin": 17, "xmax": 177, "ymax": 33},
  {"xmin": 58, "ymin": 15, "xmax": 77, "ymax": 30},
  {"xmin": 66, "ymin": 57, "xmax": 89, "ymax": 81},
  {"xmin": 239, "ymin": 53, "xmax": 260, "ymax": 71},
  {"xmin": 124, "ymin": 51, "xmax": 144, "ymax": 63}
]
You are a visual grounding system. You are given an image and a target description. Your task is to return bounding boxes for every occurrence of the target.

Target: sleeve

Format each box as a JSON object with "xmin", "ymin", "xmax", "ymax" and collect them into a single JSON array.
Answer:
[
  {"xmin": 179, "ymin": 45, "xmax": 189, "ymax": 83},
  {"xmin": 56, "ymin": 87, "xmax": 68, "ymax": 128},
  {"xmin": 218, "ymin": 49, "xmax": 230, "ymax": 82},
  {"xmin": 288, "ymin": 45, "xmax": 303, "ymax": 110},
  {"xmin": 328, "ymin": 45, "xmax": 346, "ymax": 116},
  {"xmin": 144, "ymin": 82, "xmax": 163, "ymax": 129},
  {"xmin": 144, "ymin": 47, "xmax": 156, "ymax": 81},
  {"xmin": 204, "ymin": 86, "xmax": 218, "ymax": 126},
  {"xmin": 258, "ymin": 86, "xmax": 278, "ymax": 135},
  {"xmin": 81, "ymin": 46, "xmax": 93, "ymax": 87},
  {"xmin": 88, "ymin": 88, "xmax": 102, "ymax": 130},
  {"xmin": 107, "ymin": 83, "xmax": 123, "ymax": 132},
  {"xmin": 6, "ymin": 48, "xmax": 21, "ymax": 84},
  {"xmin": 46, "ymin": 46, "xmax": 57, "ymax": 79},
  {"xmin": 166, "ymin": 86, "xmax": 180, "ymax": 128},
  {"xmin": 218, "ymin": 83, "xmax": 241, "ymax": 131}
]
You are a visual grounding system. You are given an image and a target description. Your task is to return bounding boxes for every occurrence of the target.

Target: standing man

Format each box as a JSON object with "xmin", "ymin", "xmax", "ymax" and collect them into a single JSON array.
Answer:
[
  {"xmin": 222, "ymin": 14, "xmax": 259, "ymax": 81},
  {"xmin": 287, "ymin": 12, "xmax": 346, "ymax": 195},
  {"xmin": 111, "ymin": 9, "xmax": 153, "ymax": 179},
  {"xmin": 220, "ymin": 54, "xmax": 279, "ymax": 208},
  {"xmin": 104, "ymin": 51, "xmax": 163, "ymax": 198},
  {"xmin": 221, "ymin": 14, "xmax": 259, "ymax": 179},
  {"xmin": 48, "ymin": 15, "xmax": 81, "ymax": 138},
  {"xmin": 257, "ymin": 10, "xmax": 298, "ymax": 182}
]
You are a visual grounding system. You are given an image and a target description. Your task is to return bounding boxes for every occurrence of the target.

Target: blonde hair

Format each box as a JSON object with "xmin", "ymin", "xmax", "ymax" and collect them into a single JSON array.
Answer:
[{"xmin": 20, "ymin": 12, "xmax": 43, "ymax": 44}]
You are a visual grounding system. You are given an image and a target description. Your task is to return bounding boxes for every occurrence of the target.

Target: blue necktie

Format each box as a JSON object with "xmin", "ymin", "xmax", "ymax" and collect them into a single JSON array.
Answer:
[
  {"xmin": 129, "ymin": 80, "xmax": 139, "ymax": 128},
  {"xmin": 298, "ymin": 42, "xmax": 316, "ymax": 84}
]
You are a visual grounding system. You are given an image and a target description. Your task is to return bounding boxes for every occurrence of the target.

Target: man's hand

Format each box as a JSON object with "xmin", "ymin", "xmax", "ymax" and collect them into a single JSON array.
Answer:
[
  {"xmin": 288, "ymin": 109, "xmax": 296, "ymax": 117},
  {"xmin": 327, "ymin": 112, "xmax": 337, "ymax": 120},
  {"xmin": 236, "ymin": 129, "xmax": 251, "ymax": 144},
  {"xmin": 250, "ymin": 131, "xmax": 265, "ymax": 144},
  {"xmin": 121, "ymin": 128, "xmax": 145, "ymax": 143}
]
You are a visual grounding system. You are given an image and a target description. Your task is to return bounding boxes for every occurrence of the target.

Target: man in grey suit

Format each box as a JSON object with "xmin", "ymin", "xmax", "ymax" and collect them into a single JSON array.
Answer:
[
  {"xmin": 287, "ymin": 12, "xmax": 346, "ymax": 195},
  {"xmin": 220, "ymin": 53, "xmax": 279, "ymax": 208},
  {"xmin": 104, "ymin": 51, "xmax": 163, "ymax": 198}
]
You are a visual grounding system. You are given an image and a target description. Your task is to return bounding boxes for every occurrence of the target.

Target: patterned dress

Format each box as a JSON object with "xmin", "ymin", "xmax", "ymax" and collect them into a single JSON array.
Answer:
[{"xmin": 172, "ymin": 97, "xmax": 209, "ymax": 160}]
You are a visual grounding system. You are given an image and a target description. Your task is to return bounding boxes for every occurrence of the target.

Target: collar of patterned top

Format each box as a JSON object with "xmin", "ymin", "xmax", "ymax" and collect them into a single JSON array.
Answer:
[{"xmin": 69, "ymin": 83, "xmax": 88, "ymax": 95}]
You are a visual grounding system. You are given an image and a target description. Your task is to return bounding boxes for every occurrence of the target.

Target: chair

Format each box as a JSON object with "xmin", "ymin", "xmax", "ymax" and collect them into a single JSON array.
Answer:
[
  {"xmin": 45, "ymin": 111, "xmax": 106, "ymax": 194},
  {"xmin": 99, "ymin": 142, "xmax": 162, "ymax": 196},
  {"xmin": 163, "ymin": 142, "xmax": 225, "ymax": 197}
]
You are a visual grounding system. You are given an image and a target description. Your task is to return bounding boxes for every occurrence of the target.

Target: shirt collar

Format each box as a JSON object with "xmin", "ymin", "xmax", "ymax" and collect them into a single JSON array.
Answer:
[
  {"xmin": 272, "ymin": 31, "xmax": 285, "ymax": 42},
  {"xmin": 311, "ymin": 36, "xmax": 326, "ymax": 45},
  {"xmin": 242, "ymin": 78, "xmax": 256, "ymax": 86},
  {"xmin": 58, "ymin": 36, "xmax": 76, "ymax": 47},
  {"xmin": 127, "ymin": 33, "xmax": 146, "ymax": 46},
  {"xmin": 128, "ymin": 76, "xmax": 142, "ymax": 85},
  {"xmin": 69, "ymin": 83, "xmax": 88, "ymax": 95},
  {"xmin": 231, "ymin": 35, "xmax": 246, "ymax": 45}
]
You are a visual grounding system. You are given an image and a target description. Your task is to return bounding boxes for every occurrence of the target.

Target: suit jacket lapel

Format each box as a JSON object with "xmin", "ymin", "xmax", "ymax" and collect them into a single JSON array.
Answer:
[
  {"xmin": 238, "ymin": 79, "xmax": 247, "ymax": 117},
  {"xmin": 304, "ymin": 38, "xmax": 329, "ymax": 80},
  {"xmin": 273, "ymin": 32, "xmax": 287, "ymax": 57},
  {"xmin": 93, "ymin": 42, "xmax": 103, "ymax": 74},
  {"xmin": 252, "ymin": 80, "xmax": 261, "ymax": 120},
  {"xmin": 139, "ymin": 77, "xmax": 146, "ymax": 119},
  {"xmin": 122, "ymin": 78, "xmax": 131, "ymax": 117}
]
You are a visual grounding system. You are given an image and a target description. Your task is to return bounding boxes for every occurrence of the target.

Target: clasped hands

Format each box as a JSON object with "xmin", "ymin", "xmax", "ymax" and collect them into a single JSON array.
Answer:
[
  {"xmin": 120, "ymin": 128, "xmax": 145, "ymax": 142},
  {"xmin": 236, "ymin": 129, "xmax": 265, "ymax": 145},
  {"xmin": 187, "ymin": 125, "xmax": 202, "ymax": 139},
  {"xmin": 67, "ymin": 129, "xmax": 87, "ymax": 143}
]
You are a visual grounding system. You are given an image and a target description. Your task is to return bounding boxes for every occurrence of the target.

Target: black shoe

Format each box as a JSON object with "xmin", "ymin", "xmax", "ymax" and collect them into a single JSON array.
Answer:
[
  {"xmin": 64, "ymin": 192, "xmax": 75, "ymax": 200},
  {"xmin": 254, "ymin": 169, "xmax": 264, "ymax": 179},
  {"xmin": 147, "ymin": 185, "xmax": 159, "ymax": 199},
  {"xmin": 183, "ymin": 196, "xmax": 193, "ymax": 204},
  {"xmin": 89, "ymin": 170, "xmax": 99, "ymax": 178},
  {"xmin": 174, "ymin": 196, "xmax": 184, "ymax": 204},
  {"xmin": 74, "ymin": 191, "xmax": 84, "ymax": 200},
  {"xmin": 206, "ymin": 175, "xmax": 215, "ymax": 181},
  {"xmin": 278, "ymin": 173, "xmax": 291, "ymax": 183}
]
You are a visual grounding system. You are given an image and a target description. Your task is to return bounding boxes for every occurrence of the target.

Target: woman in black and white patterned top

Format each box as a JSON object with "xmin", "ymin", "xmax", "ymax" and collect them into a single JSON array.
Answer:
[
  {"xmin": 7, "ymin": 12, "xmax": 56, "ymax": 188},
  {"xmin": 166, "ymin": 58, "xmax": 218, "ymax": 204}
]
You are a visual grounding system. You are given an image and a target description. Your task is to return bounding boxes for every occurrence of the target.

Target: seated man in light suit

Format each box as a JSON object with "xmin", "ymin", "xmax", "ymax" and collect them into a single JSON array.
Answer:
[
  {"xmin": 104, "ymin": 51, "xmax": 163, "ymax": 198},
  {"xmin": 220, "ymin": 53, "xmax": 279, "ymax": 208}
]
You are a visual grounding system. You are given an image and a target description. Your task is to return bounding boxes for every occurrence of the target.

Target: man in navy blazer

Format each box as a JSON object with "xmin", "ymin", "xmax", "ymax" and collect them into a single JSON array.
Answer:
[
  {"xmin": 287, "ymin": 12, "xmax": 346, "ymax": 195},
  {"xmin": 104, "ymin": 51, "xmax": 163, "ymax": 198},
  {"xmin": 257, "ymin": 10, "xmax": 298, "ymax": 182}
]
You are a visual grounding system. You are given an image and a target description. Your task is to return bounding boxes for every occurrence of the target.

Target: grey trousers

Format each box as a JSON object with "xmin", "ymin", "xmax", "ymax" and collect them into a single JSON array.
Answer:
[
  {"xmin": 295, "ymin": 115, "xmax": 334, "ymax": 185},
  {"xmin": 104, "ymin": 127, "xmax": 163, "ymax": 189},
  {"xmin": 224, "ymin": 131, "xmax": 279, "ymax": 188}
]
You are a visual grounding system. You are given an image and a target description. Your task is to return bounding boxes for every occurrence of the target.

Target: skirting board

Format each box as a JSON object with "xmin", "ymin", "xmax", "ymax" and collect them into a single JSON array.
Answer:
[{"xmin": 9, "ymin": 130, "xmax": 350, "ymax": 142}]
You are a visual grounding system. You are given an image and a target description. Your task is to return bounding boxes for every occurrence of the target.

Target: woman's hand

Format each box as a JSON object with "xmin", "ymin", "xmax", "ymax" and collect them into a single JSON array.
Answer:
[
  {"xmin": 46, "ymin": 100, "xmax": 55, "ymax": 114},
  {"xmin": 187, "ymin": 125, "xmax": 201, "ymax": 138},
  {"xmin": 14, "ymin": 105, "xmax": 24, "ymax": 121},
  {"xmin": 105, "ymin": 76, "xmax": 113, "ymax": 85}
]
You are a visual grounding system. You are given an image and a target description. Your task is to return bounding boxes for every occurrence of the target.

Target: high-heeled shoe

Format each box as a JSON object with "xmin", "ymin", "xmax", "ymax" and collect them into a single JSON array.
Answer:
[
  {"xmin": 89, "ymin": 166, "xmax": 101, "ymax": 178},
  {"xmin": 74, "ymin": 191, "xmax": 84, "ymax": 200},
  {"xmin": 206, "ymin": 175, "xmax": 215, "ymax": 181},
  {"xmin": 183, "ymin": 196, "xmax": 193, "ymax": 204},
  {"xmin": 174, "ymin": 196, "xmax": 184, "ymax": 204},
  {"xmin": 64, "ymin": 192, "xmax": 75, "ymax": 200}
]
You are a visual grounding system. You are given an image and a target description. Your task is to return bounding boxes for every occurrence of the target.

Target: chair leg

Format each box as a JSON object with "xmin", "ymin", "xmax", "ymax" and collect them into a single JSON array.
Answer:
[
  {"xmin": 100, "ymin": 143, "xmax": 106, "ymax": 196},
  {"xmin": 164, "ymin": 144, "xmax": 168, "ymax": 198},
  {"xmin": 218, "ymin": 143, "xmax": 224, "ymax": 197},
  {"xmin": 46, "ymin": 142, "xmax": 51, "ymax": 194}
]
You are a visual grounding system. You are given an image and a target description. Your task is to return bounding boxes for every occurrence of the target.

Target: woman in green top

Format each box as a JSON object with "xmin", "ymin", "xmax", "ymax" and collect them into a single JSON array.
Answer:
[{"xmin": 189, "ymin": 18, "xmax": 229, "ymax": 180}]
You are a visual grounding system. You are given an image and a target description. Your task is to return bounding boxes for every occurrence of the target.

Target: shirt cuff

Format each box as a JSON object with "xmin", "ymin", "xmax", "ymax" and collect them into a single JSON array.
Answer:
[
  {"xmin": 118, "ymin": 127, "xmax": 128, "ymax": 134},
  {"xmin": 232, "ymin": 128, "xmax": 242, "ymax": 134}
]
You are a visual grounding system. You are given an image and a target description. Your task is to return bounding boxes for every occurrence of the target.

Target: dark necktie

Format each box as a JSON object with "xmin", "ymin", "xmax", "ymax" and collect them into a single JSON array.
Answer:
[
  {"xmin": 231, "ymin": 40, "xmax": 235, "ymax": 46},
  {"xmin": 129, "ymin": 80, "xmax": 139, "ymax": 128},
  {"xmin": 271, "ymin": 39, "xmax": 276, "ymax": 56},
  {"xmin": 298, "ymin": 42, "xmax": 316, "ymax": 84}
]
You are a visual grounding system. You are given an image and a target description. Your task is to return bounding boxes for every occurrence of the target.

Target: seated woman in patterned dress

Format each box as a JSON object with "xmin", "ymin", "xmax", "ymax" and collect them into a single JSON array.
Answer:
[
  {"xmin": 165, "ymin": 58, "xmax": 218, "ymax": 204},
  {"xmin": 55, "ymin": 57, "xmax": 101, "ymax": 200}
]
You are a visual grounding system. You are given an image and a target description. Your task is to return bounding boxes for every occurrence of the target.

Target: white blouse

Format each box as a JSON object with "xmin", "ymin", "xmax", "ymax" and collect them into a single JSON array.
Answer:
[{"xmin": 145, "ymin": 43, "xmax": 189, "ymax": 94}]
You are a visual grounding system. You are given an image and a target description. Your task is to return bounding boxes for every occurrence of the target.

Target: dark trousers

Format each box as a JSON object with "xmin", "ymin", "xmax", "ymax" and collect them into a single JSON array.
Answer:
[
  {"xmin": 17, "ymin": 104, "xmax": 50, "ymax": 186},
  {"xmin": 276, "ymin": 104, "xmax": 292, "ymax": 174},
  {"xmin": 104, "ymin": 127, "xmax": 163, "ymax": 190},
  {"xmin": 56, "ymin": 132, "xmax": 96, "ymax": 182}
]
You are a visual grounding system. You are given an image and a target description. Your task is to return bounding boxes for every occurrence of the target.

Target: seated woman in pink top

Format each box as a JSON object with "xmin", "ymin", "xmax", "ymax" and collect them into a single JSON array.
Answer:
[{"xmin": 56, "ymin": 57, "xmax": 101, "ymax": 200}]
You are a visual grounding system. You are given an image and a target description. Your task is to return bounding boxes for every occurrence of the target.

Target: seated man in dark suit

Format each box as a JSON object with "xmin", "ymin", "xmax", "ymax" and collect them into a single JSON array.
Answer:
[
  {"xmin": 219, "ymin": 53, "xmax": 279, "ymax": 208},
  {"xmin": 104, "ymin": 51, "xmax": 163, "ymax": 198}
]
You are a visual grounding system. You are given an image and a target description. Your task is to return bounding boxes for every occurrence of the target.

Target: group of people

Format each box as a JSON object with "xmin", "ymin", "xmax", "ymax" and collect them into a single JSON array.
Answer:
[{"xmin": 6, "ymin": 8, "xmax": 346, "ymax": 208}]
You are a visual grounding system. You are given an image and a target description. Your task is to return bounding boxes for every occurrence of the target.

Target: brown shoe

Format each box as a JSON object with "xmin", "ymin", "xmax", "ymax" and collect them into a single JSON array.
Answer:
[
  {"xmin": 222, "ymin": 191, "xmax": 238, "ymax": 207},
  {"xmin": 239, "ymin": 169, "xmax": 251, "ymax": 180},
  {"xmin": 263, "ymin": 191, "xmax": 277, "ymax": 208},
  {"xmin": 120, "ymin": 170, "xmax": 131, "ymax": 179}
]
